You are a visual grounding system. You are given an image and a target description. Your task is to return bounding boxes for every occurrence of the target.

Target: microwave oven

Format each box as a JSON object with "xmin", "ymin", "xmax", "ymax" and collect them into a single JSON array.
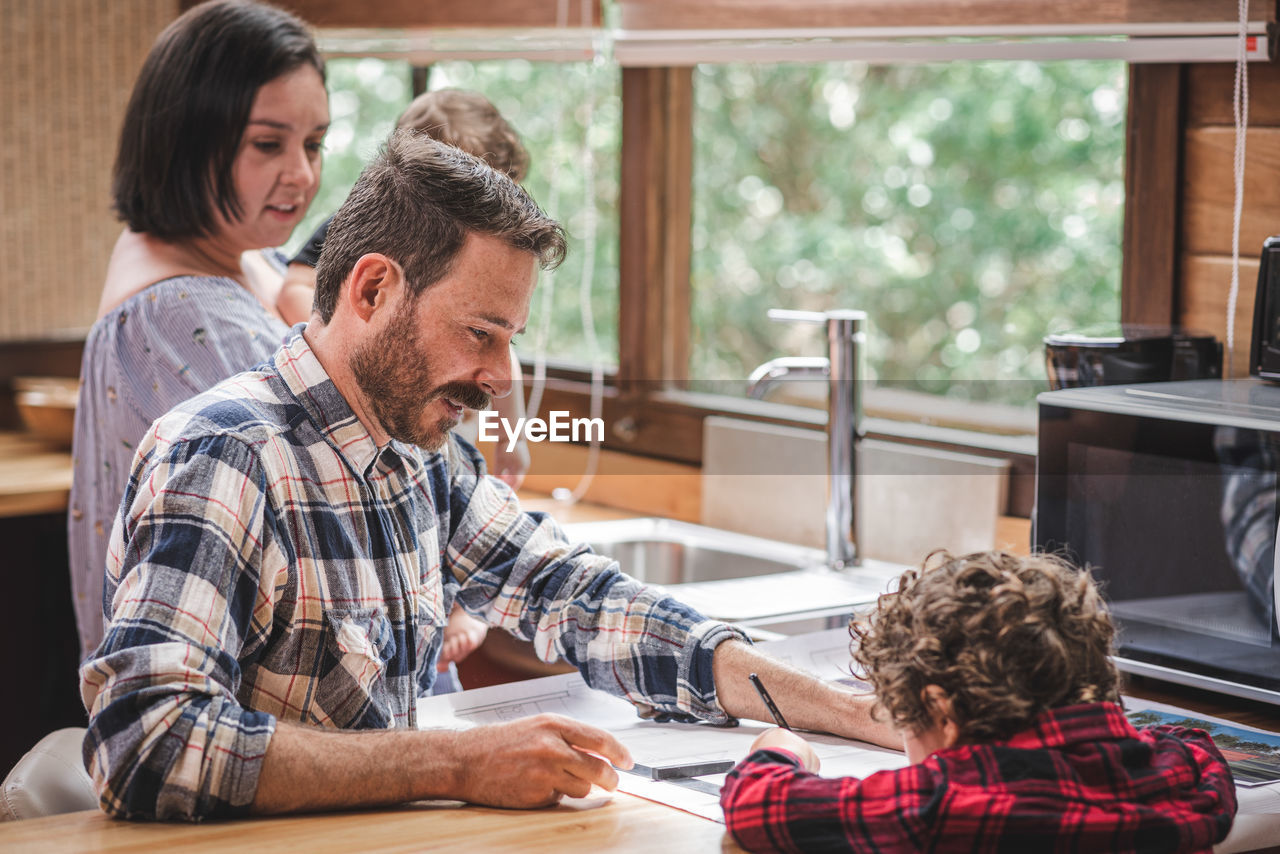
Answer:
[{"xmin": 1035, "ymin": 378, "xmax": 1280, "ymax": 705}]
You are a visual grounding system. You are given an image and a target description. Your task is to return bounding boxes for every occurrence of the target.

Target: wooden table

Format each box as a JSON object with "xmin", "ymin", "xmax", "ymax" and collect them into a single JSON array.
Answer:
[
  {"xmin": 0, "ymin": 432, "xmax": 72, "ymax": 518},
  {"xmin": 0, "ymin": 790, "xmax": 742, "ymax": 853},
  {"xmin": 1, "ymin": 482, "xmax": 1274, "ymax": 850}
]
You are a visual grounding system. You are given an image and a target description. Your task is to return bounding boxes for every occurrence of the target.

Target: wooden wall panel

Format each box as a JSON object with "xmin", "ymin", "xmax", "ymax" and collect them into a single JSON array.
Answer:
[
  {"xmin": 1186, "ymin": 62, "xmax": 1280, "ymax": 127},
  {"xmin": 1181, "ymin": 128, "xmax": 1280, "ymax": 257},
  {"xmin": 1180, "ymin": 254, "xmax": 1259, "ymax": 376},
  {"xmin": 1121, "ymin": 65, "xmax": 1182, "ymax": 326},
  {"xmin": 1178, "ymin": 59, "xmax": 1280, "ymax": 379},
  {"xmin": 0, "ymin": 0, "xmax": 178, "ymax": 342},
  {"xmin": 619, "ymin": 0, "xmax": 1272, "ymax": 31},
  {"xmin": 618, "ymin": 68, "xmax": 693, "ymax": 390}
]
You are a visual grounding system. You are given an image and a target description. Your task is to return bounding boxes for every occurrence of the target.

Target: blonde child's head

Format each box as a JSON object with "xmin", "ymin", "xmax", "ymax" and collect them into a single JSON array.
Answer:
[
  {"xmin": 397, "ymin": 88, "xmax": 530, "ymax": 182},
  {"xmin": 852, "ymin": 550, "xmax": 1120, "ymax": 743}
]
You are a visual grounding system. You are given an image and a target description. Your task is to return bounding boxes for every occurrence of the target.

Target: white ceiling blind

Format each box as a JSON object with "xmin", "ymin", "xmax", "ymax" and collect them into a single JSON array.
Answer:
[
  {"xmin": 179, "ymin": 1, "xmax": 603, "ymax": 62},
  {"xmin": 268, "ymin": 0, "xmax": 600, "ymax": 29},
  {"xmin": 613, "ymin": 0, "xmax": 1276, "ymax": 65},
  {"xmin": 617, "ymin": 1, "xmax": 1270, "ymax": 31}
]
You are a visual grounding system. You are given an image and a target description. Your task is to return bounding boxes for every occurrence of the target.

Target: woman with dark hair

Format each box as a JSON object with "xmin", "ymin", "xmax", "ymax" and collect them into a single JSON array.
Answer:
[{"xmin": 68, "ymin": 0, "xmax": 329, "ymax": 658}]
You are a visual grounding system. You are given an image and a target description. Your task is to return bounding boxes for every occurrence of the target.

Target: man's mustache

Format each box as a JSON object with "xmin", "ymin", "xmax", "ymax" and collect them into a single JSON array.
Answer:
[{"xmin": 434, "ymin": 381, "xmax": 491, "ymax": 412}]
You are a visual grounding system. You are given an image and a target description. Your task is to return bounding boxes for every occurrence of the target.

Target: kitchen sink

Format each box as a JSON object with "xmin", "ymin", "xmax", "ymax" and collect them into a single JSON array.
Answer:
[
  {"xmin": 560, "ymin": 517, "xmax": 825, "ymax": 585},
  {"xmin": 559, "ymin": 517, "xmax": 904, "ymax": 625}
]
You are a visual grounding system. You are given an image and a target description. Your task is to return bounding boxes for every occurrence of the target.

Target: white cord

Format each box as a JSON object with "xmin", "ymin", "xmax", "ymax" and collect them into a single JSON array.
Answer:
[
  {"xmin": 1226, "ymin": 0, "xmax": 1250, "ymax": 374},
  {"xmin": 523, "ymin": 0, "xmax": 607, "ymax": 505},
  {"xmin": 525, "ymin": 0, "xmax": 571, "ymax": 423},
  {"xmin": 552, "ymin": 11, "xmax": 607, "ymax": 505}
]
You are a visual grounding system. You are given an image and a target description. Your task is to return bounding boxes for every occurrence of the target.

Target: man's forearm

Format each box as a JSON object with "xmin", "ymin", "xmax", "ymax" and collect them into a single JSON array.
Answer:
[
  {"xmin": 252, "ymin": 713, "xmax": 632, "ymax": 815},
  {"xmin": 711, "ymin": 640, "xmax": 899, "ymax": 749},
  {"xmin": 252, "ymin": 721, "xmax": 464, "ymax": 814}
]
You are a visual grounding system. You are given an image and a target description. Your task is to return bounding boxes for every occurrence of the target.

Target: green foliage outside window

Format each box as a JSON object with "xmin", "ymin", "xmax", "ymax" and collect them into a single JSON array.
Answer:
[
  {"xmin": 287, "ymin": 57, "xmax": 621, "ymax": 370},
  {"xmin": 288, "ymin": 58, "xmax": 410, "ymax": 258},
  {"xmin": 294, "ymin": 57, "xmax": 1124, "ymax": 410},
  {"xmin": 690, "ymin": 61, "xmax": 1126, "ymax": 406}
]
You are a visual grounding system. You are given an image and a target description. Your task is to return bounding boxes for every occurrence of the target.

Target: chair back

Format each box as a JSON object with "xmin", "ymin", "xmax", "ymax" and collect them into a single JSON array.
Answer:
[{"xmin": 0, "ymin": 728, "xmax": 97, "ymax": 821}]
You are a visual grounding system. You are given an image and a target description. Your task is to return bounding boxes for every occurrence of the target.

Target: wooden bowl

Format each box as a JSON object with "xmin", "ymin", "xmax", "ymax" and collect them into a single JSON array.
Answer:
[{"xmin": 13, "ymin": 377, "xmax": 78, "ymax": 449}]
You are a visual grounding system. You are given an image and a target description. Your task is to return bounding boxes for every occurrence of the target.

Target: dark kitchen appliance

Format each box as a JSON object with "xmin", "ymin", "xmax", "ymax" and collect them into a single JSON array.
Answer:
[
  {"xmin": 1044, "ymin": 324, "xmax": 1221, "ymax": 390},
  {"xmin": 1035, "ymin": 378, "xmax": 1280, "ymax": 705},
  {"xmin": 1250, "ymin": 235, "xmax": 1280, "ymax": 381}
]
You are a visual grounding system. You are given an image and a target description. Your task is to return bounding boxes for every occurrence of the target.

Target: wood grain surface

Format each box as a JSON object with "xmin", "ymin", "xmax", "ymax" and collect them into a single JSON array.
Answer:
[
  {"xmin": 0, "ymin": 432, "xmax": 73, "ymax": 519},
  {"xmin": 1182, "ymin": 127, "xmax": 1280, "ymax": 258},
  {"xmin": 0, "ymin": 791, "xmax": 741, "ymax": 853}
]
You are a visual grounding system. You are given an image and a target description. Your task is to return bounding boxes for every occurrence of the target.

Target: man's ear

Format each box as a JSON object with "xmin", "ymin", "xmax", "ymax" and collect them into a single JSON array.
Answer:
[
  {"xmin": 343, "ymin": 253, "xmax": 404, "ymax": 323},
  {"xmin": 922, "ymin": 685, "xmax": 960, "ymax": 749}
]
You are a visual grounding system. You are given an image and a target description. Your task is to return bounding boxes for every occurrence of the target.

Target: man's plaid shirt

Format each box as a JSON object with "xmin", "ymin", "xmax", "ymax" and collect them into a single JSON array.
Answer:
[{"xmin": 80, "ymin": 327, "xmax": 745, "ymax": 821}]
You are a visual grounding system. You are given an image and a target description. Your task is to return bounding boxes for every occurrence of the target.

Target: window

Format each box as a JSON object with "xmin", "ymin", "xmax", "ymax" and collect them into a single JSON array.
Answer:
[
  {"xmin": 294, "ymin": 51, "xmax": 1129, "ymax": 495},
  {"xmin": 286, "ymin": 56, "xmax": 620, "ymax": 369},
  {"xmin": 288, "ymin": 58, "xmax": 412, "ymax": 257},
  {"xmin": 432, "ymin": 60, "xmax": 621, "ymax": 369},
  {"xmin": 689, "ymin": 60, "xmax": 1127, "ymax": 412}
]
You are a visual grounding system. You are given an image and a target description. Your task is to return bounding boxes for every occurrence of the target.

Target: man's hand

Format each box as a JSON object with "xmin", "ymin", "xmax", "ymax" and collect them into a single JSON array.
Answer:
[
  {"xmin": 253, "ymin": 714, "xmax": 632, "ymax": 814},
  {"xmin": 454, "ymin": 714, "xmax": 633, "ymax": 807},
  {"xmin": 437, "ymin": 607, "xmax": 489, "ymax": 671},
  {"xmin": 749, "ymin": 727, "xmax": 821, "ymax": 772}
]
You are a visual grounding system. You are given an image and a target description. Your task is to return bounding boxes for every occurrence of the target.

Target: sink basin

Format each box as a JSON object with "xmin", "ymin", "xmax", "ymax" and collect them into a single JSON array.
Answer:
[
  {"xmin": 559, "ymin": 518, "xmax": 906, "ymax": 625},
  {"xmin": 559, "ymin": 517, "xmax": 825, "ymax": 585}
]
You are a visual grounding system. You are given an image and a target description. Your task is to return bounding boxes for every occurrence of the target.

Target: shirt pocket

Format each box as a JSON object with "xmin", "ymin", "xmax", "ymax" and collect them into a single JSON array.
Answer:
[{"xmin": 315, "ymin": 606, "xmax": 396, "ymax": 729}]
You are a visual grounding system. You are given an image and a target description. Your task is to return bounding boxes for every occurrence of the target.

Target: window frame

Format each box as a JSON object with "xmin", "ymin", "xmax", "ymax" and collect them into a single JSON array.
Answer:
[
  {"xmin": 268, "ymin": 1, "xmax": 1226, "ymax": 520},
  {"xmin": 527, "ymin": 63, "xmax": 1189, "ymax": 518},
  {"xmin": 304, "ymin": 50, "xmax": 1188, "ymax": 520}
]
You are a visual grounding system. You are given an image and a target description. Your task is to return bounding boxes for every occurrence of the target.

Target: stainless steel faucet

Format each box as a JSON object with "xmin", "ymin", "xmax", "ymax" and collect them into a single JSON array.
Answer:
[{"xmin": 746, "ymin": 309, "xmax": 866, "ymax": 569}]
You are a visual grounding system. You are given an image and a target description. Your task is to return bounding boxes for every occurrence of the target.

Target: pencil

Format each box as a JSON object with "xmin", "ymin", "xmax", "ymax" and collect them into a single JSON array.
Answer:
[{"xmin": 748, "ymin": 672, "xmax": 791, "ymax": 730}]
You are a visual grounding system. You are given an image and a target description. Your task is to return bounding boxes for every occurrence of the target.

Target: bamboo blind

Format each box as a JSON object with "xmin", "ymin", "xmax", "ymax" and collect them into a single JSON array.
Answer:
[{"xmin": 0, "ymin": 0, "xmax": 177, "ymax": 342}]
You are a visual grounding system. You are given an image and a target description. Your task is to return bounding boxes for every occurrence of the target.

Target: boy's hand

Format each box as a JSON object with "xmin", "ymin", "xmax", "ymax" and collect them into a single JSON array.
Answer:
[
  {"xmin": 276, "ymin": 263, "xmax": 318, "ymax": 325},
  {"xmin": 495, "ymin": 439, "xmax": 530, "ymax": 490},
  {"xmin": 437, "ymin": 607, "xmax": 489, "ymax": 671},
  {"xmin": 750, "ymin": 728, "xmax": 821, "ymax": 773}
]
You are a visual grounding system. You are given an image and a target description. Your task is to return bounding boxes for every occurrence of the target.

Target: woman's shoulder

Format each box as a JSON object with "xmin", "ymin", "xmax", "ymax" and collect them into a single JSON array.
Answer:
[
  {"xmin": 98, "ymin": 274, "xmax": 265, "ymax": 326},
  {"xmin": 89, "ymin": 272, "xmax": 289, "ymax": 365},
  {"xmin": 96, "ymin": 230, "xmax": 285, "ymax": 321},
  {"xmin": 83, "ymin": 275, "xmax": 291, "ymax": 423}
]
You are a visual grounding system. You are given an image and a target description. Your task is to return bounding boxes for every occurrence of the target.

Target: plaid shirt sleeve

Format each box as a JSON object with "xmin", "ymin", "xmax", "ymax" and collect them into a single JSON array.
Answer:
[
  {"xmin": 80, "ymin": 429, "xmax": 285, "ymax": 821},
  {"xmin": 442, "ymin": 439, "xmax": 750, "ymax": 724},
  {"xmin": 721, "ymin": 749, "xmax": 933, "ymax": 853},
  {"xmin": 1144, "ymin": 723, "xmax": 1239, "ymax": 831}
]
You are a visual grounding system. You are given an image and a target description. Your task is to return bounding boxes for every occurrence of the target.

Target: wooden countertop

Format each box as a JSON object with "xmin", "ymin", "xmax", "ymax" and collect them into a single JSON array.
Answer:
[
  {"xmin": 0, "ymin": 790, "xmax": 742, "ymax": 853},
  {"xmin": 0, "ymin": 432, "xmax": 72, "ymax": 519}
]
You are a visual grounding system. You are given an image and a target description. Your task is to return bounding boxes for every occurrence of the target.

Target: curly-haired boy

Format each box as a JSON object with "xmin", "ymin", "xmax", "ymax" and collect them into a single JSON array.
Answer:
[{"xmin": 720, "ymin": 550, "xmax": 1237, "ymax": 853}]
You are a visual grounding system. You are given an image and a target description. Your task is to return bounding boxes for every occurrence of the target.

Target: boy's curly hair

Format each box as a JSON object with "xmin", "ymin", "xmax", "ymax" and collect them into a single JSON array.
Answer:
[{"xmin": 851, "ymin": 550, "xmax": 1120, "ymax": 743}]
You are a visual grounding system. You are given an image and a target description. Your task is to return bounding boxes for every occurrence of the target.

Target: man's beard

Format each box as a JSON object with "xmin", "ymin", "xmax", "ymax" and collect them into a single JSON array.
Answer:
[{"xmin": 349, "ymin": 301, "xmax": 491, "ymax": 450}]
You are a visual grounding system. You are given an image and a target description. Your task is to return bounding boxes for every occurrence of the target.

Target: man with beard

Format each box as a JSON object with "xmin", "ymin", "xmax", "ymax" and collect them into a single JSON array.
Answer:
[{"xmin": 80, "ymin": 131, "xmax": 893, "ymax": 822}]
